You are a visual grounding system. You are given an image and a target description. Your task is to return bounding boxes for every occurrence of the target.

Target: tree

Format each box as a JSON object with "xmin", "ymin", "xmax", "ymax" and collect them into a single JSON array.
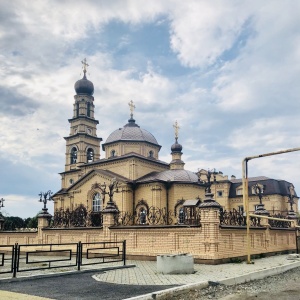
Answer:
[
  {"xmin": 26, "ymin": 216, "xmax": 38, "ymax": 228},
  {"xmin": 3, "ymin": 216, "xmax": 25, "ymax": 231}
]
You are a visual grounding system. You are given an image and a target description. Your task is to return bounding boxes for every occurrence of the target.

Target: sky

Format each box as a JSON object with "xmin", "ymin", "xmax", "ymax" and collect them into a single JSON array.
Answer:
[{"xmin": 1, "ymin": 0, "xmax": 300, "ymax": 218}]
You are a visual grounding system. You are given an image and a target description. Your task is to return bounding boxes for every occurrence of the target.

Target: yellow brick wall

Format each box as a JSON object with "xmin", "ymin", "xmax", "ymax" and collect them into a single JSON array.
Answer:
[{"xmin": 0, "ymin": 221, "xmax": 297, "ymax": 262}]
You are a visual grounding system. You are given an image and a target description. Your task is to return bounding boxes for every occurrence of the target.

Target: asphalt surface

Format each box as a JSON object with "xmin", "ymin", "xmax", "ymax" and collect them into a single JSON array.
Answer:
[{"xmin": 0, "ymin": 272, "xmax": 175, "ymax": 300}]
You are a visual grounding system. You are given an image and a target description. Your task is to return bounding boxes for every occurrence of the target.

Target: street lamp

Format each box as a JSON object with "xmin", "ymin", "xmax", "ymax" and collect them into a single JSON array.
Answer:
[
  {"xmin": 38, "ymin": 190, "xmax": 53, "ymax": 214},
  {"xmin": 287, "ymin": 186, "xmax": 297, "ymax": 219},
  {"xmin": 0, "ymin": 198, "xmax": 4, "ymax": 210},
  {"xmin": 253, "ymin": 184, "xmax": 269, "ymax": 216},
  {"xmin": 197, "ymin": 168, "xmax": 218, "ymax": 193}
]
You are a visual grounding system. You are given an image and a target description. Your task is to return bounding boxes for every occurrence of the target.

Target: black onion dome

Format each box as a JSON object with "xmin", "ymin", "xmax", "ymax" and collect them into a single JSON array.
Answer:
[
  {"xmin": 74, "ymin": 73, "xmax": 94, "ymax": 96},
  {"xmin": 171, "ymin": 139, "xmax": 182, "ymax": 153}
]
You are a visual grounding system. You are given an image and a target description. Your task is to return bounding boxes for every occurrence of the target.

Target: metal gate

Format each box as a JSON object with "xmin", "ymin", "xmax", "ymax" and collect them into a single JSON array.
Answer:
[{"xmin": 0, "ymin": 240, "xmax": 126, "ymax": 278}]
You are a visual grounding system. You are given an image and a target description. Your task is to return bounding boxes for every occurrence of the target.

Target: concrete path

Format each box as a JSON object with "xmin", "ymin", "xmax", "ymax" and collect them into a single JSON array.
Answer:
[
  {"xmin": 93, "ymin": 254, "xmax": 298, "ymax": 285},
  {"xmin": 0, "ymin": 254, "xmax": 299, "ymax": 299}
]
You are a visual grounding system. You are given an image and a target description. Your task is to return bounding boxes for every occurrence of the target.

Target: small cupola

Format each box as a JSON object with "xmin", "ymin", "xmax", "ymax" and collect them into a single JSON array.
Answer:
[{"xmin": 170, "ymin": 121, "xmax": 185, "ymax": 170}]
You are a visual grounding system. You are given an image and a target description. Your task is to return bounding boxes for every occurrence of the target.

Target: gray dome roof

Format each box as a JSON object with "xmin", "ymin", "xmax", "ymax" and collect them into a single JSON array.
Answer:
[
  {"xmin": 74, "ymin": 73, "xmax": 94, "ymax": 96},
  {"xmin": 104, "ymin": 118, "xmax": 159, "ymax": 146},
  {"xmin": 137, "ymin": 169, "xmax": 199, "ymax": 183}
]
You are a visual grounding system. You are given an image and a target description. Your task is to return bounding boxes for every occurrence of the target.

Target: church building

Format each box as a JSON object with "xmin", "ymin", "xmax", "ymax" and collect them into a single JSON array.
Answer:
[{"xmin": 52, "ymin": 60, "xmax": 298, "ymax": 227}]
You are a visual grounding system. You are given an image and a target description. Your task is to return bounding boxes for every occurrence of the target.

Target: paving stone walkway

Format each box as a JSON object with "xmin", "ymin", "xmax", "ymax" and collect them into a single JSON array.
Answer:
[{"xmin": 93, "ymin": 255, "xmax": 297, "ymax": 285}]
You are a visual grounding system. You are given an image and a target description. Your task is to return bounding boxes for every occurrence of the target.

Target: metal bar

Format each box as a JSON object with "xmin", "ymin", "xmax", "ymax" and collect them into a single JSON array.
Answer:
[
  {"xmin": 123, "ymin": 240, "xmax": 126, "ymax": 266},
  {"xmin": 12, "ymin": 243, "xmax": 18, "ymax": 278},
  {"xmin": 244, "ymin": 147, "xmax": 300, "ymax": 161},
  {"xmin": 296, "ymin": 232, "xmax": 299, "ymax": 254},
  {"xmin": 243, "ymin": 146, "xmax": 300, "ymax": 264},
  {"xmin": 249, "ymin": 214, "xmax": 296, "ymax": 222},
  {"xmin": 77, "ymin": 241, "xmax": 81, "ymax": 271}
]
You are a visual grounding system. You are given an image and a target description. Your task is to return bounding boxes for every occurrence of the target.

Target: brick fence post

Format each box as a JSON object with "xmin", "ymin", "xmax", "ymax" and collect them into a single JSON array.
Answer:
[
  {"xmin": 102, "ymin": 201, "xmax": 119, "ymax": 239},
  {"xmin": 37, "ymin": 211, "xmax": 52, "ymax": 244},
  {"xmin": 199, "ymin": 192, "xmax": 221, "ymax": 259}
]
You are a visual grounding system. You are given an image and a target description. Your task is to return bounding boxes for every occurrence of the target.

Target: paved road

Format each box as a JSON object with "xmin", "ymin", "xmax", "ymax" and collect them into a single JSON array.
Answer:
[{"xmin": 0, "ymin": 272, "xmax": 175, "ymax": 300}]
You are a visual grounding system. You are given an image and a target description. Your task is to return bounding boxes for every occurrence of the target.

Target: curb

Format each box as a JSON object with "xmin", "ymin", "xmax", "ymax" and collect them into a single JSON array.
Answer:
[
  {"xmin": 123, "ymin": 261, "xmax": 300, "ymax": 300},
  {"xmin": 123, "ymin": 281, "xmax": 209, "ymax": 300},
  {"xmin": 0, "ymin": 264, "xmax": 136, "ymax": 283}
]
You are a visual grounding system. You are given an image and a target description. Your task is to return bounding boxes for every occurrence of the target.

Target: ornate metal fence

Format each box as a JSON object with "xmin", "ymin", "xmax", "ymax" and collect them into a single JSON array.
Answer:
[
  {"xmin": 115, "ymin": 206, "xmax": 201, "ymax": 226},
  {"xmin": 219, "ymin": 209, "xmax": 294, "ymax": 228},
  {"xmin": 268, "ymin": 214, "xmax": 292, "ymax": 228},
  {"xmin": 219, "ymin": 209, "xmax": 245, "ymax": 226}
]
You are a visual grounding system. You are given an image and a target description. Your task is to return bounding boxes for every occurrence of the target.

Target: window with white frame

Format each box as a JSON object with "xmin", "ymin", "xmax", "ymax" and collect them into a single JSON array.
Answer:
[{"xmin": 92, "ymin": 193, "xmax": 101, "ymax": 212}]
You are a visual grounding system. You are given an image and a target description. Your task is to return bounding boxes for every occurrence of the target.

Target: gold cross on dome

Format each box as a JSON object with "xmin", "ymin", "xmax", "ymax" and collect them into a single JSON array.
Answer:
[
  {"xmin": 128, "ymin": 100, "xmax": 135, "ymax": 118},
  {"xmin": 173, "ymin": 120, "xmax": 180, "ymax": 139},
  {"xmin": 81, "ymin": 58, "xmax": 89, "ymax": 73}
]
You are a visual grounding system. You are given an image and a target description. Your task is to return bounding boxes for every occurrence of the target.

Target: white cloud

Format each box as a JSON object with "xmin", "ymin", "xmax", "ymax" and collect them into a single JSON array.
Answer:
[
  {"xmin": 169, "ymin": 1, "xmax": 254, "ymax": 68},
  {"xmin": 1, "ymin": 0, "xmax": 300, "ymax": 217}
]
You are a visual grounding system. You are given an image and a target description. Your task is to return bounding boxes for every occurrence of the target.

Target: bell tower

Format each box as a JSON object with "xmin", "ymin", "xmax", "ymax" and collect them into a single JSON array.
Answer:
[{"xmin": 64, "ymin": 59, "xmax": 102, "ymax": 171}]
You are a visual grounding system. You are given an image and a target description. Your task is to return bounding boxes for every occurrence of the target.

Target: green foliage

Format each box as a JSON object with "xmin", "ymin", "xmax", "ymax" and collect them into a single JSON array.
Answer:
[
  {"xmin": 3, "ymin": 216, "xmax": 25, "ymax": 230},
  {"xmin": 3, "ymin": 214, "xmax": 38, "ymax": 230},
  {"xmin": 26, "ymin": 216, "xmax": 38, "ymax": 228}
]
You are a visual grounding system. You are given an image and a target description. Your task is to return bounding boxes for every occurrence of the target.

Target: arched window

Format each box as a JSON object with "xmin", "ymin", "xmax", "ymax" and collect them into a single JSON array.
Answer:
[
  {"xmin": 87, "ymin": 102, "xmax": 91, "ymax": 117},
  {"xmin": 92, "ymin": 193, "xmax": 101, "ymax": 212},
  {"xmin": 110, "ymin": 150, "xmax": 116, "ymax": 157},
  {"xmin": 70, "ymin": 147, "xmax": 77, "ymax": 164},
  {"xmin": 149, "ymin": 150, "xmax": 154, "ymax": 158},
  {"xmin": 87, "ymin": 148, "xmax": 94, "ymax": 163},
  {"xmin": 76, "ymin": 103, "xmax": 79, "ymax": 117}
]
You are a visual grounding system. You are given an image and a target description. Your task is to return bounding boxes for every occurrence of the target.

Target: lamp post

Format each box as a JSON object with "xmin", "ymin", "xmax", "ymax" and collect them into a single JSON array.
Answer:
[
  {"xmin": 38, "ymin": 190, "xmax": 53, "ymax": 214},
  {"xmin": 253, "ymin": 184, "xmax": 269, "ymax": 216},
  {"xmin": 287, "ymin": 187, "xmax": 297, "ymax": 219},
  {"xmin": 197, "ymin": 168, "xmax": 218, "ymax": 194},
  {"xmin": 101, "ymin": 178, "xmax": 120, "ymax": 212},
  {"xmin": 197, "ymin": 168, "xmax": 221, "ymax": 208}
]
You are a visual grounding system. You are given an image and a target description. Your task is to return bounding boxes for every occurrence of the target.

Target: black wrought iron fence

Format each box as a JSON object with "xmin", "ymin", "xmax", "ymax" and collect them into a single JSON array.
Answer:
[
  {"xmin": 219, "ymin": 209, "xmax": 295, "ymax": 228},
  {"xmin": 0, "ymin": 240, "xmax": 126, "ymax": 278},
  {"xmin": 115, "ymin": 207, "xmax": 201, "ymax": 226},
  {"xmin": 219, "ymin": 209, "xmax": 246, "ymax": 226},
  {"xmin": 50, "ymin": 205, "xmax": 103, "ymax": 228}
]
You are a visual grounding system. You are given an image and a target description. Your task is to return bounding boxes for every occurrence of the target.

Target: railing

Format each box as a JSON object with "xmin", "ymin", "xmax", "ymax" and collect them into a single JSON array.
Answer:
[
  {"xmin": 0, "ymin": 240, "xmax": 126, "ymax": 278},
  {"xmin": 220, "ymin": 209, "xmax": 297, "ymax": 229},
  {"xmin": 115, "ymin": 207, "xmax": 201, "ymax": 226},
  {"xmin": 219, "ymin": 209, "xmax": 246, "ymax": 226},
  {"xmin": 50, "ymin": 205, "xmax": 103, "ymax": 228}
]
